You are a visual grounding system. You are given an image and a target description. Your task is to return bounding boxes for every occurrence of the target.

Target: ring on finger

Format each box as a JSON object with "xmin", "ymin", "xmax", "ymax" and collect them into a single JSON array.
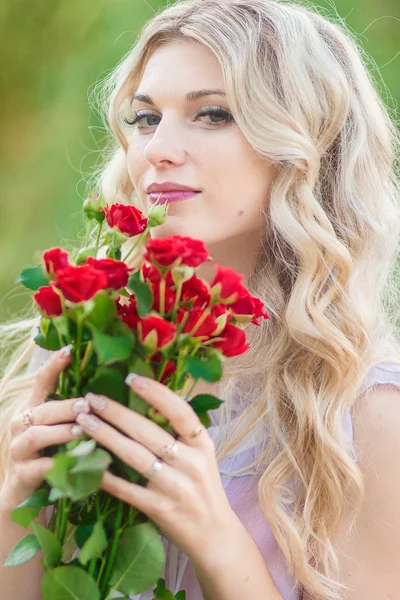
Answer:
[
  {"xmin": 144, "ymin": 458, "xmax": 164, "ymax": 479},
  {"xmin": 22, "ymin": 408, "xmax": 34, "ymax": 429},
  {"xmin": 160, "ymin": 441, "xmax": 179, "ymax": 459}
]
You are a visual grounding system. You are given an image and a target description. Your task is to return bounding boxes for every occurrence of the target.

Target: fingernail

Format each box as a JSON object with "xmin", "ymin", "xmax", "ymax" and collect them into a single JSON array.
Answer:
[
  {"xmin": 71, "ymin": 424, "xmax": 83, "ymax": 437},
  {"xmin": 125, "ymin": 373, "xmax": 149, "ymax": 389},
  {"xmin": 85, "ymin": 393, "xmax": 107, "ymax": 411},
  {"xmin": 72, "ymin": 398, "xmax": 90, "ymax": 413},
  {"xmin": 76, "ymin": 413, "xmax": 99, "ymax": 432},
  {"xmin": 59, "ymin": 344, "xmax": 73, "ymax": 358}
]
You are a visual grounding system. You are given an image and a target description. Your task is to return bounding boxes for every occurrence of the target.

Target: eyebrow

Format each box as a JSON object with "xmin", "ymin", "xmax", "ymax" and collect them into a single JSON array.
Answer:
[{"xmin": 131, "ymin": 88, "xmax": 227, "ymax": 105}]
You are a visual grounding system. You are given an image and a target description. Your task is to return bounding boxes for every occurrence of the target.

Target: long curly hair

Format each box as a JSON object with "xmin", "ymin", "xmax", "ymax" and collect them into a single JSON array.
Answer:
[{"xmin": 2, "ymin": 0, "xmax": 400, "ymax": 597}]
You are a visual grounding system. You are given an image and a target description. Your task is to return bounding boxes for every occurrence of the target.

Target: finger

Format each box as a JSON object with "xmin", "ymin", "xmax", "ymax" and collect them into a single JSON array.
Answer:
[
  {"xmin": 10, "ymin": 423, "xmax": 84, "ymax": 462},
  {"xmin": 125, "ymin": 374, "xmax": 211, "ymax": 449},
  {"xmin": 75, "ymin": 412, "xmax": 188, "ymax": 495},
  {"xmin": 84, "ymin": 393, "xmax": 198, "ymax": 472},
  {"xmin": 30, "ymin": 345, "xmax": 73, "ymax": 406},
  {"xmin": 10, "ymin": 397, "xmax": 90, "ymax": 436},
  {"xmin": 14, "ymin": 456, "xmax": 55, "ymax": 491},
  {"xmin": 100, "ymin": 470, "xmax": 167, "ymax": 520}
]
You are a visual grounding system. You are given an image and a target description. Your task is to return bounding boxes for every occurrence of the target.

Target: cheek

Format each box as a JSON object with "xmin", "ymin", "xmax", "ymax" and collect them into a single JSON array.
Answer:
[{"xmin": 126, "ymin": 143, "xmax": 146, "ymax": 187}]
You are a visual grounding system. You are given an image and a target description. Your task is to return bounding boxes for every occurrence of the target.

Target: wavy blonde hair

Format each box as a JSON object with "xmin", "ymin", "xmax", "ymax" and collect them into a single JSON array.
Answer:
[{"xmin": 2, "ymin": 0, "xmax": 400, "ymax": 597}]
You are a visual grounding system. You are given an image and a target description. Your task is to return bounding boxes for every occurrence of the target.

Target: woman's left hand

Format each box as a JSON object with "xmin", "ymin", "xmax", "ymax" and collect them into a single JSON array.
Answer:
[{"xmin": 74, "ymin": 373, "xmax": 236, "ymax": 561}]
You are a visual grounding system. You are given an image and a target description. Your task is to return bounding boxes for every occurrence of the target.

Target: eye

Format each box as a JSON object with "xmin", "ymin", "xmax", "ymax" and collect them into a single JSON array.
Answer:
[{"xmin": 122, "ymin": 106, "xmax": 234, "ymax": 129}]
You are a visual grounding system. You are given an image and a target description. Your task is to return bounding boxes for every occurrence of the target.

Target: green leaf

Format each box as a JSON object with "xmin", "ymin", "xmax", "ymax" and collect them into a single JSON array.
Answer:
[
  {"xmin": 90, "ymin": 325, "xmax": 132, "ymax": 365},
  {"xmin": 75, "ymin": 521, "xmax": 96, "ymax": 548},
  {"xmin": 34, "ymin": 319, "xmax": 63, "ymax": 351},
  {"xmin": 45, "ymin": 454, "xmax": 77, "ymax": 492},
  {"xmin": 17, "ymin": 266, "xmax": 49, "ymax": 290},
  {"xmin": 183, "ymin": 353, "xmax": 223, "ymax": 382},
  {"xmin": 86, "ymin": 366, "xmax": 128, "ymax": 404},
  {"xmin": 79, "ymin": 521, "xmax": 108, "ymax": 566},
  {"xmin": 86, "ymin": 291, "xmax": 117, "ymax": 331},
  {"xmin": 41, "ymin": 565, "xmax": 100, "ymax": 600},
  {"xmin": 48, "ymin": 488, "xmax": 65, "ymax": 502},
  {"xmin": 67, "ymin": 449, "xmax": 112, "ymax": 501},
  {"xmin": 31, "ymin": 523, "xmax": 62, "ymax": 568},
  {"xmin": 52, "ymin": 315, "xmax": 70, "ymax": 339},
  {"xmin": 188, "ymin": 394, "xmax": 224, "ymax": 414},
  {"xmin": 175, "ymin": 591, "xmax": 186, "ymax": 600},
  {"xmin": 69, "ymin": 448, "xmax": 111, "ymax": 474},
  {"xmin": 127, "ymin": 272, "xmax": 153, "ymax": 318},
  {"xmin": 153, "ymin": 578, "xmax": 177, "ymax": 599},
  {"xmin": 3, "ymin": 534, "xmax": 41, "ymax": 566},
  {"xmin": 109, "ymin": 522, "xmax": 165, "ymax": 596},
  {"xmin": 11, "ymin": 488, "xmax": 50, "ymax": 528}
]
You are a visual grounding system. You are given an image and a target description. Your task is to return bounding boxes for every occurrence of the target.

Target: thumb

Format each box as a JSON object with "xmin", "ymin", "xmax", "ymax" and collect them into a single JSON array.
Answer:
[{"xmin": 30, "ymin": 345, "xmax": 73, "ymax": 406}]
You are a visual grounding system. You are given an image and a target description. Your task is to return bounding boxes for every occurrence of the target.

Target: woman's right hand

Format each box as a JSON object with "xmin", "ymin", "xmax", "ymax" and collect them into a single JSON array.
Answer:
[{"xmin": 1, "ymin": 345, "xmax": 91, "ymax": 510}]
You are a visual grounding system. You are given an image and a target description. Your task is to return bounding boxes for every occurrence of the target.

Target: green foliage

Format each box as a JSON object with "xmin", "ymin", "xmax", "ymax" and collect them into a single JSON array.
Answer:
[
  {"xmin": 41, "ymin": 565, "xmax": 100, "ymax": 600},
  {"xmin": 108, "ymin": 522, "xmax": 166, "ymax": 595}
]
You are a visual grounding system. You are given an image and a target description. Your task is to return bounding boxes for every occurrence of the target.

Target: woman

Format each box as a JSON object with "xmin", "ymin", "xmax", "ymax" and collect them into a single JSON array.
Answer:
[{"xmin": 1, "ymin": 0, "xmax": 400, "ymax": 598}]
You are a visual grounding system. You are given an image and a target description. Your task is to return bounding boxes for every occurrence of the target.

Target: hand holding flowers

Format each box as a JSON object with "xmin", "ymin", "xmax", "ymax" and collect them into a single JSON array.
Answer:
[{"xmin": 4, "ymin": 192, "xmax": 269, "ymax": 600}]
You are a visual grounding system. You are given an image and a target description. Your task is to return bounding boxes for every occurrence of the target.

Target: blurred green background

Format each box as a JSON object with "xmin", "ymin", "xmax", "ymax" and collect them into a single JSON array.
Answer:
[{"xmin": 1, "ymin": 0, "xmax": 399, "ymax": 323}]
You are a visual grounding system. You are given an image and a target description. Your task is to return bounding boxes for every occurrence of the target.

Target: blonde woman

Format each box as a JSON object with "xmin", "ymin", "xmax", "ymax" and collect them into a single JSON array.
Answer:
[{"xmin": 1, "ymin": 0, "xmax": 400, "ymax": 598}]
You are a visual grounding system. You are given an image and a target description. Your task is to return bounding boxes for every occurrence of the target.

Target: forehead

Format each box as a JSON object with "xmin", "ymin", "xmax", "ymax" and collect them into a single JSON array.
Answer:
[{"xmin": 137, "ymin": 40, "xmax": 225, "ymax": 95}]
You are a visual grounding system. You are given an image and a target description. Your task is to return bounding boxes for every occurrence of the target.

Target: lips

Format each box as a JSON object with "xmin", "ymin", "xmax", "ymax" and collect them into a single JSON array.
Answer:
[
  {"xmin": 146, "ymin": 182, "xmax": 201, "ymax": 194},
  {"xmin": 148, "ymin": 190, "xmax": 201, "ymax": 204}
]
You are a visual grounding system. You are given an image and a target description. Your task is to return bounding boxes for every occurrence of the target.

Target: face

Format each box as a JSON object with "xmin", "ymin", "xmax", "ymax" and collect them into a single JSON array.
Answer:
[{"xmin": 124, "ymin": 40, "xmax": 276, "ymax": 247}]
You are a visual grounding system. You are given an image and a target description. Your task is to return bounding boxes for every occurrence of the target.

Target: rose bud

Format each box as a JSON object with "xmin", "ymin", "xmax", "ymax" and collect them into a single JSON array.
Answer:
[
  {"xmin": 101, "ymin": 203, "xmax": 148, "ymax": 237},
  {"xmin": 83, "ymin": 192, "xmax": 106, "ymax": 223},
  {"xmin": 33, "ymin": 285, "xmax": 63, "ymax": 317},
  {"xmin": 210, "ymin": 264, "xmax": 244, "ymax": 304},
  {"xmin": 147, "ymin": 202, "xmax": 168, "ymax": 227},
  {"xmin": 43, "ymin": 248, "xmax": 70, "ymax": 279},
  {"xmin": 75, "ymin": 247, "xmax": 97, "ymax": 265},
  {"xmin": 137, "ymin": 315, "xmax": 177, "ymax": 351}
]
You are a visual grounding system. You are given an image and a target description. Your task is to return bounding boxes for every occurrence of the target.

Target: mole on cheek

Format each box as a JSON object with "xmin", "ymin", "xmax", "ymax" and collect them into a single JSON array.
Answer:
[{"xmin": 238, "ymin": 209, "xmax": 244, "ymax": 216}]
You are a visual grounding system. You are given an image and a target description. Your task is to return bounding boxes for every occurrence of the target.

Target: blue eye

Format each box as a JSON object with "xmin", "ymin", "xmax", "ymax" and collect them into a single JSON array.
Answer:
[{"xmin": 123, "ymin": 106, "xmax": 234, "ymax": 129}]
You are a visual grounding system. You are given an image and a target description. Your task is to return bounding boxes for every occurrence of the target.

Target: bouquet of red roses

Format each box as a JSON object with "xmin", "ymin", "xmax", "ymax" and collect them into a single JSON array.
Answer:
[{"xmin": 4, "ymin": 192, "xmax": 269, "ymax": 600}]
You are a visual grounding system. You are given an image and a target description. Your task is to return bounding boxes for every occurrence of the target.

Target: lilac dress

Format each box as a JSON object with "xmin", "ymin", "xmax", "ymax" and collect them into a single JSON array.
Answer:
[{"xmin": 26, "ymin": 346, "xmax": 400, "ymax": 600}]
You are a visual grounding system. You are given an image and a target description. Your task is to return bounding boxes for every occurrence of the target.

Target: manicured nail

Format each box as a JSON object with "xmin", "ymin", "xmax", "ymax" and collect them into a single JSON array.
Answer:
[
  {"xmin": 76, "ymin": 413, "xmax": 99, "ymax": 432},
  {"xmin": 71, "ymin": 424, "xmax": 83, "ymax": 437},
  {"xmin": 125, "ymin": 373, "xmax": 149, "ymax": 389},
  {"xmin": 59, "ymin": 344, "xmax": 73, "ymax": 358},
  {"xmin": 86, "ymin": 393, "xmax": 107, "ymax": 411},
  {"xmin": 72, "ymin": 398, "xmax": 90, "ymax": 413}
]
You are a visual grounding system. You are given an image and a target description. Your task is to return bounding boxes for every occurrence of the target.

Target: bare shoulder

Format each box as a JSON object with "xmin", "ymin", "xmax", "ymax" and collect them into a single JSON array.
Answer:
[{"xmin": 328, "ymin": 384, "xmax": 400, "ymax": 598}]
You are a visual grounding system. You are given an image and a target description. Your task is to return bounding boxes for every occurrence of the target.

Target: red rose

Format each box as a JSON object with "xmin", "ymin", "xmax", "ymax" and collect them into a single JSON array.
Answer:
[
  {"xmin": 101, "ymin": 203, "xmax": 148, "ymax": 237},
  {"xmin": 117, "ymin": 296, "xmax": 140, "ymax": 329},
  {"xmin": 33, "ymin": 285, "xmax": 63, "ymax": 317},
  {"xmin": 144, "ymin": 236, "xmax": 211, "ymax": 268},
  {"xmin": 137, "ymin": 315, "xmax": 177, "ymax": 350},
  {"xmin": 152, "ymin": 353, "xmax": 177, "ymax": 384},
  {"xmin": 142, "ymin": 264, "xmax": 173, "ymax": 286},
  {"xmin": 87, "ymin": 257, "xmax": 133, "ymax": 290},
  {"xmin": 210, "ymin": 264, "xmax": 244, "ymax": 304},
  {"xmin": 176, "ymin": 307, "xmax": 219, "ymax": 340},
  {"xmin": 43, "ymin": 248, "xmax": 70, "ymax": 279},
  {"xmin": 229, "ymin": 290, "xmax": 270, "ymax": 325},
  {"xmin": 211, "ymin": 322, "xmax": 250, "ymax": 357},
  {"xmin": 54, "ymin": 264, "xmax": 108, "ymax": 303},
  {"xmin": 181, "ymin": 275, "xmax": 211, "ymax": 309}
]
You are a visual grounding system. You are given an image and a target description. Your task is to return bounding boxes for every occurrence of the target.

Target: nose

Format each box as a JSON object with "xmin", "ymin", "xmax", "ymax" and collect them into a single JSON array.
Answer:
[{"xmin": 143, "ymin": 118, "xmax": 187, "ymax": 167}]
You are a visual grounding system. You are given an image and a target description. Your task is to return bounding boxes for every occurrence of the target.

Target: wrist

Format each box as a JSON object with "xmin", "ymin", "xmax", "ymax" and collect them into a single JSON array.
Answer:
[{"xmin": 190, "ymin": 509, "xmax": 244, "ymax": 572}]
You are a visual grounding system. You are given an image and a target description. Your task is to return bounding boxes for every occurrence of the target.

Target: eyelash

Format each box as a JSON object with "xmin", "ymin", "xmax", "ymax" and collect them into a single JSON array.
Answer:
[{"xmin": 122, "ymin": 106, "xmax": 234, "ymax": 129}]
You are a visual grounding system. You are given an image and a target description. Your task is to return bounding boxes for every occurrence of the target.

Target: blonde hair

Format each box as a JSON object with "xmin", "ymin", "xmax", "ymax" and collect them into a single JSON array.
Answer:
[{"xmin": 2, "ymin": 0, "xmax": 400, "ymax": 597}]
